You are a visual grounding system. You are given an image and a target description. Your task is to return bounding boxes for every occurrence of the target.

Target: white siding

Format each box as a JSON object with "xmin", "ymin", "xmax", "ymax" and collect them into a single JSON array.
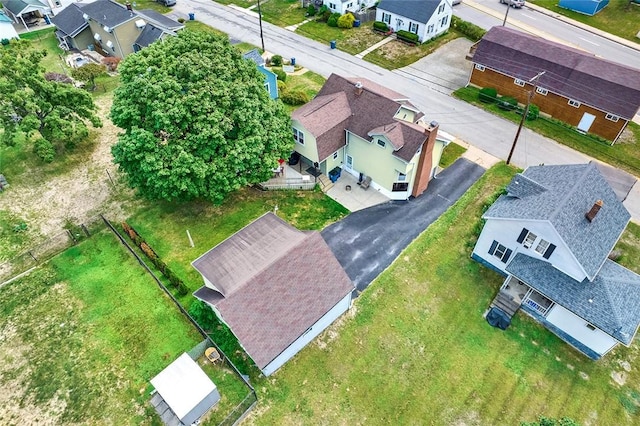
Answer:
[
  {"xmin": 473, "ymin": 218, "xmax": 588, "ymax": 281},
  {"xmin": 546, "ymin": 305, "xmax": 618, "ymax": 356},
  {"xmin": 375, "ymin": 1, "xmax": 451, "ymax": 42},
  {"xmin": 262, "ymin": 292, "xmax": 352, "ymax": 376}
]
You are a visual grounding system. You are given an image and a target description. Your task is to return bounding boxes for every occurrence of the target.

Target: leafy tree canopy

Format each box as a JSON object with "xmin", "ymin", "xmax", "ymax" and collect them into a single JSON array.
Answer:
[
  {"xmin": 71, "ymin": 63, "xmax": 107, "ymax": 90},
  {"xmin": 0, "ymin": 40, "xmax": 101, "ymax": 162},
  {"xmin": 110, "ymin": 30, "xmax": 294, "ymax": 203}
]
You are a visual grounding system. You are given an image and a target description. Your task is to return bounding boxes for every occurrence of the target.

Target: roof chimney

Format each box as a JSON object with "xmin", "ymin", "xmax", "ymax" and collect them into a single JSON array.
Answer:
[
  {"xmin": 126, "ymin": 2, "xmax": 132, "ymax": 10},
  {"xmin": 425, "ymin": 120, "xmax": 439, "ymax": 135},
  {"xmin": 585, "ymin": 200, "xmax": 603, "ymax": 222},
  {"xmin": 354, "ymin": 81, "xmax": 363, "ymax": 96}
]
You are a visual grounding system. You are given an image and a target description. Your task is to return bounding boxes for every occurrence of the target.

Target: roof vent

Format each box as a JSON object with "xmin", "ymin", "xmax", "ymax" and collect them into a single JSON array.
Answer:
[
  {"xmin": 354, "ymin": 81, "xmax": 363, "ymax": 96},
  {"xmin": 585, "ymin": 200, "xmax": 603, "ymax": 223},
  {"xmin": 135, "ymin": 19, "xmax": 146, "ymax": 28},
  {"xmin": 82, "ymin": 13, "xmax": 89, "ymax": 20}
]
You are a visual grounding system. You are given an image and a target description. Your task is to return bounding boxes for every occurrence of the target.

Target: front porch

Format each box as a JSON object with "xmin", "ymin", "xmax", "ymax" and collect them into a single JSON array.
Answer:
[{"xmin": 490, "ymin": 276, "xmax": 555, "ymax": 321}]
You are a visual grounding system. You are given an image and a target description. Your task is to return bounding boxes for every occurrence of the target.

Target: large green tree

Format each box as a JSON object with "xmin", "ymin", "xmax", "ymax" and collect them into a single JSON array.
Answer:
[
  {"xmin": 0, "ymin": 40, "xmax": 101, "ymax": 162},
  {"xmin": 110, "ymin": 31, "xmax": 294, "ymax": 203}
]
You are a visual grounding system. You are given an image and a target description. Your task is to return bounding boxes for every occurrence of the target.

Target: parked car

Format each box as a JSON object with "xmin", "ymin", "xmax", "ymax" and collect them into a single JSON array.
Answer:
[
  {"xmin": 500, "ymin": 0, "xmax": 525, "ymax": 7},
  {"xmin": 452, "ymin": 0, "xmax": 462, "ymax": 5},
  {"xmin": 157, "ymin": 0, "xmax": 176, "ymax": 6}
]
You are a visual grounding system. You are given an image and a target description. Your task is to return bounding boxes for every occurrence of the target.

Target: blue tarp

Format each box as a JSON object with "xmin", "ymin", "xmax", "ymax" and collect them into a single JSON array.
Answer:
[{"xmin": 558, "ymin": 0, "xmax": 609, "ymax": 16}]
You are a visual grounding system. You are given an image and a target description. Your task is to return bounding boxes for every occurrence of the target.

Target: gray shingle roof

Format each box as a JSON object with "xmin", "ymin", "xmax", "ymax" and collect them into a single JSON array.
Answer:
[
  {"xmin": 471, "ymin": 26, "xmax": 640, "ymax": 119},
  {"xmin": 133, "ymin": 23, "xmax": 164, "ymax": 49},
  {"xmin": 292, "ymin": 73, "xmax": 430, "ymax": 162},
  {"xmin": 376, "ymin": 0, "xmax": 440, "ymax": 25},
  {"xmin": 80, "ymin": 0, "xmax": 135, "ymax": 28},
  {"xmin": 137, "ymin": 9, "xmax": 183, "ymax": 31},
  {"xmin": 51, "ymin": 4, "xmax": 88, "ymax": 38},
  {"xmin": 192, "ymin": 212, "xmax": 354, "ymax": 370},
  {"xmin": 242, "ymin": 49, "xmax": 265, "ymax": 67},
  {"xmin": 3, "ymin": 0, "xmax": 48, "ymax": 16},
  {"xmin": 506, "ymin": 253, "xmax": 640, "ymax": 345},
  {"xmin": 485, "ymin": 162, "xmax": 630, "ymax": 280}
]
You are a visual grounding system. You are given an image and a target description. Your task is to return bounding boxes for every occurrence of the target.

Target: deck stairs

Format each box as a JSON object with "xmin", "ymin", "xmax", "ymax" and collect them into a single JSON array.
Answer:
[
  {"xmin": 317, "ymin": 174, "xmax": 334, "ymax": 192},
  {"xmin": 490, "ymin": 290, "xmax": 521, "ymax": 318}
]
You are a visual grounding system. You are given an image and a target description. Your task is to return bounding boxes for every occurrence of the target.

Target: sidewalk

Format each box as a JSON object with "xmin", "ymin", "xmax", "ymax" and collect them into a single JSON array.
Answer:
[{"xmin": 355, "ymin": 35, "xmax": 395, "ymax": 59}]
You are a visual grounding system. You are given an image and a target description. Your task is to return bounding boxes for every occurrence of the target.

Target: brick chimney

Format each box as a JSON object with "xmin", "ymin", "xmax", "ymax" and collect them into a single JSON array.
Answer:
[
  {"xmin": 585, "ymin": 200, "xmax": 603, "ymax": 222},
  {"xmin": 354, "ymin": 81, "xmax": 363, "ymax": 96},
  {"xmin": 411, "ymin": 121, "xmax": 439, "ymax": 198}
]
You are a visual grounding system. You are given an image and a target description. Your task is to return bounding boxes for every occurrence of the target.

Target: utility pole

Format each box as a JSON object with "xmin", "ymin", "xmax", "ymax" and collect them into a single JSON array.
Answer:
[
  {"xmin": 257, "ymin": 0, "xmax": 265, "ymax": 52},
  {"xmin": 502, "ymin": 2, "xmax": 511, "ymax": 26},
  {"xmin": 506, "ymin": 71, "xmax": 546, "ymax": 165}
]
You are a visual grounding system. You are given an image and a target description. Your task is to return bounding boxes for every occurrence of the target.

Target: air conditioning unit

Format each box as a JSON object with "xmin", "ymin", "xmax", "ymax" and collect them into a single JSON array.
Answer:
[{"xmin": 135, "ymin": 19, "xmax": 146, "ymax": 29}]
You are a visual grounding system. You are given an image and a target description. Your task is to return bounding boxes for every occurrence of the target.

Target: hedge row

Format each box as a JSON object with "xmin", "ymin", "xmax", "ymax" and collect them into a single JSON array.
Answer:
[
  {"xmin": 396, "ymin": 30, "xmax": 419, "ymax": 44},
  {"xmin": 451, "ymin": 15, "xmax": 486, "ymax": 41},
  {"xmin": 121, "ymin": 222, "xmax": 189, "ymax": 295}
]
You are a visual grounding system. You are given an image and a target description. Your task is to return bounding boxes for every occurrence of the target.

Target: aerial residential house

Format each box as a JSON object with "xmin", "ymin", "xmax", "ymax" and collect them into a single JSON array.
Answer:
[
  {"xmin": 467, "ymin": 26, "xmax": 640, "ymax": 143},
  {"xmin": 291, "ymin": 73, "xmax": 447, "ymax": 200},
  {"xmin": 472, "ymin": 162, "xmax": 640, "ymax": 359},
  {"xmin": 192, "ymin": 212, "xmax": 354, "ymax": 376},
  {"xmin": 323, "ymin": 0, "xmax": 376, "ymax": 15},
  {"xmin": 243, "ymin": 49, "xmax": 278, "ymax": 99},
  {"xmin": 52, "ymin": 0, "xmax": 183, "ymax": 57},
  {"xmin": 1, "ymin": 0, "xmax": 50, "ymax": 30},
  {"xmin": 376, "ymin": 0, "xmax": 452, "ymax": 42},
  {"xmin": 0, "ymin": 9, "xmax": 19, "ymax": 40},
  {"xmin": 558, "ymin": 0, "xmax": 609, "ymax": 16}
]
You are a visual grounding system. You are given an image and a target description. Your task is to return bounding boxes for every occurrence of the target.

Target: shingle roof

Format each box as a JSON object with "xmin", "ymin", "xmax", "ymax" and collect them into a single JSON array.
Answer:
[
  {"xmin": 242, "ymin": 49, "xmax": 265, "ymax": 67},
  {"xmin": 506, "ymin": 253, "xmax": 640, "ymax": 346},
  {"xmin": 485, "ymin": 162, "xmax": 630, "ymax": 280},
  {"xmin": 192, "ymin": 213, "xmax": 354, "ymax": 370},
  {"xmin": 3, "ymin": 0, "xmax": 48, "ymax": 15},
  {"xmin": 133, "ymin": 23, "xmax": 165, "ymax": 48},
  {"xmin": 51, "ymin": 4, "xmax": 88, "ymax": 37},
  {"xmin": 0, "ymin": 10, "xmax": 13, "ymax": 23},
  {"xmin": 137, "ymin": 9, "xmax": 183, "ymax": 31},
  {"xmin": 376, "ymin": 0, "xmax": 440, "ymax": 25},
  {"xmin": 472, "ymin": 26, "xmax": 640, "ymax": 119},
  {"xmin": 292, "ymin": 73, "xmax": 430, "ymax": 162},
  {"xmin": 80, "ymin": 0, "xmax": 135, "ymax": 28}
]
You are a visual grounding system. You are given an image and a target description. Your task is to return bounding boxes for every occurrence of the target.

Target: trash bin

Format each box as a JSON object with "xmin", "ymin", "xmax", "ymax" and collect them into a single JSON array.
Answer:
[
  {"xmin": 330, "ymin": 40, "xmax": 336, "ymax": 49},
  {"xmin": 291, "ymin": 57, "xmax": 296, "ymax": 66},
  {"xmin": 189, "ymin": 12, "xmax": 195, "ymax": 20},
  {"xmin": 354, "ymin": 19, "xmax": 360, "ymax": 27},
  {"xmin": 328, "ymin": 167, "xmax": 342, "ymax": 183}
]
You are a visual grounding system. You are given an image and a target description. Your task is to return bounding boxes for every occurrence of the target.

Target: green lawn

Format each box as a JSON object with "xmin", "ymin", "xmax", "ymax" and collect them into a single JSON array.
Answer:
[
  {"xmin": 279, "ymin": 69, "xmax": 326, "ymax": 112},
  {"xmin": 260, "ymin": 0, "xmax": 308, "ymax": 27},
  {"xmin": 439, "ymin": 141, "xmax": 467, "ymax": 169},
  {"xmin": 529, "ymin": 0, "xmax": 640, "ymax": 43},
  {"xmin": 245, "ymin": 163, "xmax": 640, "ymax": 425},
  {"xmin": 19, "ymin": 27, "xmax": 67, "ymax": 73},
  {"xmin": 454, "ymin": 86, "xmax": 640, "ymax": 177},
  {"xmin": 0, "ymin": 231, "xmax": 249, "ymax": 424},
  {"xmin": 296, "ymin": 20, "xmax": 386, "ymax": 55},
  {"xmin": 214, "ymin": 0, "xmax": 255, "ymax": 8}
]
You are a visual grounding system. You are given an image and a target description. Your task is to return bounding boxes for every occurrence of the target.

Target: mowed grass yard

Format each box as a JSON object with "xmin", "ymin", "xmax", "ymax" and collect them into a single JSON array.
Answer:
[
  {"xmin": 0, "ymin": 231, "xmax": 248, "ymax": 425},
  {"xmin": 240, "ymin": 163, "xmax": 640, "ymax": 425}
]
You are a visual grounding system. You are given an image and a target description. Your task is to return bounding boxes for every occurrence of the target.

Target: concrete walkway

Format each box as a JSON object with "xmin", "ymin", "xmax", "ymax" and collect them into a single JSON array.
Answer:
[
  {"xmin": 285, "ymin": 18, "xmax": 313, "ymax": 32},
  {"xmin": 355, "ymin": 35, "xmax": 395, "ymax": 59}
]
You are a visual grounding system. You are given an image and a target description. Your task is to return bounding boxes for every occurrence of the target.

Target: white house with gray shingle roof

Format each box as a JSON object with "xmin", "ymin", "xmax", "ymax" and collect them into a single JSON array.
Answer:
[
  {"xmin": 376, "ymin": 0, "xmax": 452, "ymax": 42},
  {"xmin": 472, "ymin": 162, "xmax": 640, "ymax": 359},
  {"xmin": 192, "ymin": 212, "xmax": 354, "ymax": 376}
]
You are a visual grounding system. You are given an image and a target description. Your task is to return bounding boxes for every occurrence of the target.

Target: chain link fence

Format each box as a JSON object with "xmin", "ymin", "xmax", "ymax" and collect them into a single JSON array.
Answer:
[{"xmin": 0, "ymin": 215, "xmax": 106, "ymax": 285}]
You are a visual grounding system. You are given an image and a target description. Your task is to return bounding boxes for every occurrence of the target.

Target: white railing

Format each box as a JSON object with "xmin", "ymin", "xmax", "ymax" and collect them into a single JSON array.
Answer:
[
  {"xmin": 259, "ymin": 178, "xmax": 316, "ymax": 191},
  {"xmin": 524, "ymin": 297, "xmax": 550, "ymax": 316}
]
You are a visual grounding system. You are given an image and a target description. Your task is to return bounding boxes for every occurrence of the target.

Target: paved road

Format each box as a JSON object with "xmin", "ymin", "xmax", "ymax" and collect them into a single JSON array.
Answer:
[{"xmin": 321, "ymin": 159, "xmax": 485, "ymax": 294}]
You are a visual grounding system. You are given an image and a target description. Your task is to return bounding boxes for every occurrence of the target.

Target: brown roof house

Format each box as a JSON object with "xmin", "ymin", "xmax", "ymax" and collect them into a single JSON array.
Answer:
[
  {"xmin": 467, "ymin": 26, "xmax": 640, "ymax": 143},
  {"xmin": 192, "ymin": 212, "xmax": 354, "ymax": 376},
  {"xmin": 291, "ymin": 73, "xmax": 448, "ymax": 200}
]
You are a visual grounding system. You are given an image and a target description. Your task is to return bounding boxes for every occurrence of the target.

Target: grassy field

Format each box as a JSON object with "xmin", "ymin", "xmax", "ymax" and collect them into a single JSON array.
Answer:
[
  {"xmin": 296, "ymin": 20, "xmax": 387, "ymax": 55},
  {"xmin": 19, "ymin": 28, "xmax": 67, "ymax": 73},
  {"xmin": 0, "ymin": 231, "xmax": 249, "ymax": 424},
  {"xmin": 260, "ymin": 0, "xmax": 308, "ymax": 27},
  {"xmin": 241, "ymin": 163, "xmax": 640, "ymax": 425},
  {"xmin": 439, "ymin": 141, "xmax": 467, "ymax": 169},
  {"xmin": 529, "ymin": 0, "xmax": 640, "ymax": 43},
  {"xmin": 454, "ymin": 86, "xmax": 640, "ymax": 177}
]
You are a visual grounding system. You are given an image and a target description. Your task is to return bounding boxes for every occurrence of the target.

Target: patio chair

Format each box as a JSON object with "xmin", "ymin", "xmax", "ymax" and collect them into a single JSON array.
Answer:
[{"xmin": 360, "ymin": 176, "xmax": 371, "ymax": 190}]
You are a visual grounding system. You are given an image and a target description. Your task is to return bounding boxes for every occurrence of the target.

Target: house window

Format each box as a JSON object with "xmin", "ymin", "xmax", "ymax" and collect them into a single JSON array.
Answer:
[
  {"xmin": 382, "ymin": 12, "xmax": 391, "ymax": 24},
  {"xmin": 605, "ymin": 113, "xmax": 619, "ymax": 122},
  {"xmin": 427, "ymin": 24, "xmax": 434, "ymax": 33},
  {"xmin": 409, "ymin": 22, "xmax": 419, "ymax": 34},
  {"xmin": 438, "ymin": 3, "xmax": 445, "ymax": 13},
  {"xmin": 586, "ymin": 323, "xmax": 596, "ymax": 331},
  {"xmin": 377, "ymin": 139, "xmax": 386, "ymax": 148},
  {"xmin": 347, "ymin": 2, "xmax": 353, "ymax": 7},
  {"xmin": 489, "ymin": 240, "xmax": 512, "ymax": 263},
  {"xmin": 397, "ymin": 172, "xmax": 406, "ymax": 181},
  {"xmin": 523, "ymin": 231, "xmax": 537, "ymax": 249},
  {"xmin": 568, "ymin": 99, "xmax": 581, "ymax": 108},
  {"xmin": 329, "ymin": 2, "xmax": 336, "ymax": 9},
  {"xmin": 475, "ymin": 64, "xmax": 485, "ymax": 71},
  {"xmin": 292, "ymin": 128, "xmax": 304, "ymax": 145},
  {"xmin": 392, "ymin": 182, "xmax": 409, "ymax": 192},
  {"xmin": 440, "ymin": 15, "xmax": 448, "ymax": 27},
  {"xmin": 536, "ymin": 87, "xmax": 548, "ymax": 96},
  {"xmin": 332, "ymin": 151, "xmax": 338, "ymax": 160},
  {"xmin": 534, "ymin": 239, "xmax": 556, "ymax": 259},
  {"xmin": 264, "ymin": 82, "xmax": 269, "ymax": 92},
  {"xmin": 514, "ymin": 78, "xmax": 525, "ymax": 87}
]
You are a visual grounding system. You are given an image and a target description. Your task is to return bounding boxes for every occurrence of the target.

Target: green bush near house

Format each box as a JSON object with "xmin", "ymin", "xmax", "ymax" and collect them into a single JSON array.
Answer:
[
  {"xmin": 281, "ymin": 89, "xmax": 310, "ymax": 105},
  {"xmin": 396, "ymin": 30, "xmax": 419, "ymax": 44},
  {"xmin": 327, "ymin": 12, "xmax": 341, "ymax": 27},
  {"xmin": 373, "ymin": 21, "xmax": 389, "ymax": 32},
  {"xmin": 479, "ymin": 87, "xmax": 498, "ymax": 103},
  {"xmin": 273, "ymin": 68, "xmax": 287, "ymax": 82},
  {"xmin": 306, "ymin": 4, "xmax": 316, "ymax": 16},
  {"xmin": 497, "ymin": 95, "xmax": 518, "ymax": 110},
  {"xmin": 451, "ymin": 15, "xmax": 486, "ymax": 41},
  {"xmin": 271, "ymin": 54, "xmax": 283, "ymax": 66}
]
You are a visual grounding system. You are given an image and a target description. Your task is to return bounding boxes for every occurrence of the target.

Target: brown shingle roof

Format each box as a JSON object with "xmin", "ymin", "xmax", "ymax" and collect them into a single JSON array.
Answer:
[
  {"xmin": 192, "ymin": 212, "xmax": 354, "ymax": 370},
  {"xmin": 298, "ymin": 74, "xmax": 430, "ymax": 162},
  {"xmin": 472, "ymin": 26, "xmax": 640, "ymax": 119}
]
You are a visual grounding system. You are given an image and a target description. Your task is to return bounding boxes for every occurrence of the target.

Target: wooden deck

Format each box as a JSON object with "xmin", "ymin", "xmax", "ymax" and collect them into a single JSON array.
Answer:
[{"xmin": 490, "ymin": 290, "xmax": 521, "ymax": 318}]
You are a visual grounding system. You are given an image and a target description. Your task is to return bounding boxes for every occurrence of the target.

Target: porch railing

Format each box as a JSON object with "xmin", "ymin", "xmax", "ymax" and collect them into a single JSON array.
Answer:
[
  {"xmin": 257, "ymin": 178, "xmax": 316, "ymax": 191},
  {"xmin": 523, "ymin": 297, "xmax": 551, "ymax": 316}
]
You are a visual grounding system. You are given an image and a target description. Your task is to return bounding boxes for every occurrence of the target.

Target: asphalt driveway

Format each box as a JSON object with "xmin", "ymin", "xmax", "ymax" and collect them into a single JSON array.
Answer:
[{"xmin": 321, "ymin": 158, "xmax": 485, "ymax": 294}]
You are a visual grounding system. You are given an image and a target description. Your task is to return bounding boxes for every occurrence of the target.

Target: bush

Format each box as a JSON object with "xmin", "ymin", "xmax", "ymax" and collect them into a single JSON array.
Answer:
[
  {"xmin": 317, "ymin": 5, "xmax": 330, "ymax": 22},
  {"xmin": 271, "ymin": 54, "xmax": 282, "ymax": 66},
  {"xmin": 277, "ymin": 80, "xmax": 286, "ymax": 93},
  {"xmin": 177, "ymin": 17, "xmax": 185, "ymax": 23},
  {"xmin": 337, "ymin": 13, "xmax": 355, "ymax": 29},
  {"xmin": 479, "ymin": 87, "xmax": 497, "ymax": 103},
  {"xmin": 33, "ymin": 138, "xmax": 55, "ymax": 163},
  {"xmin": 1, "ymin": 38, "xmax": 10, "ymax": 46},
  {"xmin": 281, "ymin": 89, "xmax": 310, "ymax": 106},
  {"xmin": 451, "ymin": 15, "xmax": 486, "ymax": 41},
  {"xmin": 327, "ymin": 12, "xmax": 341, "ymax": 27},
  {"xmin": 102, "ymin": 57, "xmax": 121, "ymax": 72},
  {"xmin": 306, "ymin": 4, "xmax": 316, "ymax": 16},
  {"xmin": 527, "ymin": 104, "xmax": 540, "ymax": 120},
  {"xmin": 396, "ymin": 30, "xmax": 419, "ymax": 44},
  {"xmin": 497, "ymin": 96, "xmax": 518, "ymax": 110},
  {"xmin": 373, "ymin": 21, "xmax": 389, "ymax": 32},
  {"xmin": 273, "ymin": 68, "xmax": 286, "ymax": 82}
]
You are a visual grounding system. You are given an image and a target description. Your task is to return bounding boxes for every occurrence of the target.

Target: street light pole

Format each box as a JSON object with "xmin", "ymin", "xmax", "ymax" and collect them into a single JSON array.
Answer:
[
  {"xmin": 257, "ymin": 0, "xmax": 265, "ymax": 52},
  {"xmin": 506, "ymin": 71, "xmax": 546, "ymax": 165}
]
